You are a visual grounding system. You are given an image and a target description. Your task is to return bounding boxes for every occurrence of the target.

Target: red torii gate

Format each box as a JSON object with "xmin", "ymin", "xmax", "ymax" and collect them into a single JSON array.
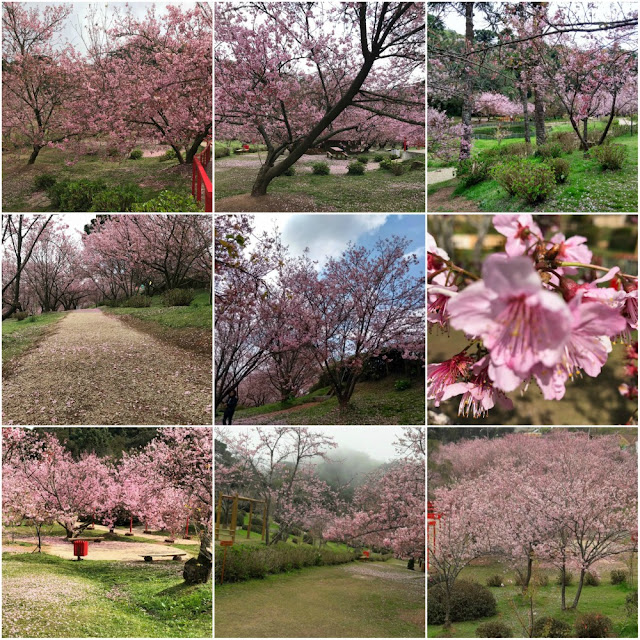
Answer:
[{"xmin": 427, "ymin": 500, "xmax": 442, "ymax": 571}]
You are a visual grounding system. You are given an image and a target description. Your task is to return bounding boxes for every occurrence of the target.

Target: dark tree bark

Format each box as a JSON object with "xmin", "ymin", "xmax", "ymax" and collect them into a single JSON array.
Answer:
[
  {"xmin": 28, "ymin": 145, "xmax": 43, "ymax": 165},
  {"xmin": 183, "ymin": 530, "xmax": 212, "ymax": 584},
  {"xmin": 533, "ymin": 88, "xmax": 546, "ymax": 145},
  {"xmin": 519, "ymin": 87, "xmax": 531, "ymax": 143},
  {"xmin": 570, "ymin": 567, "xmax": 586, "ymax": 609}
]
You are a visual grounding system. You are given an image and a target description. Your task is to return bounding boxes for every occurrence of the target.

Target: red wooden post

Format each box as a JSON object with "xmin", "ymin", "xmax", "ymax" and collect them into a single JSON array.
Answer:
[
  {"xmin": 125, "ymin": 515, "xmax": 134, "ymax": 536},
  {"xmin": 184, "ymin": 514, "xmax": 191, "ymax": 539}
]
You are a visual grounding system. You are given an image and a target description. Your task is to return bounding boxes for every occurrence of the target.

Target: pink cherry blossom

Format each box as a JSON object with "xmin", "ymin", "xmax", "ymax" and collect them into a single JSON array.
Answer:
[{"xmin": 492, "ymin": 215, "xmax": 543, "ymax": 257}]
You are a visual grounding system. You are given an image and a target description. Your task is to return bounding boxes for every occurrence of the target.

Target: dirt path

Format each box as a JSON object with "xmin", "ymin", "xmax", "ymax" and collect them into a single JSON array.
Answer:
[
  {"xmin": 2, "ymin": 309, "xmax": 212, "ymax": 425},
  {"xmin": 428, "ymin": 186, "xmax": 480, "ymax": 212},
  {"xmin": 218, "ymin": 400, "xmax": 327, "ymax": 425}
]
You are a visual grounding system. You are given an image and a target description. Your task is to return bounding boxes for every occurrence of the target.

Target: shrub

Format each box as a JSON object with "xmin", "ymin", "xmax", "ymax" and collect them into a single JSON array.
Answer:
[
  {"xmin": 34, "ymin": 174, "xmax": 57, "ymax": 190},
  {"xmin": 610, "ymin": 569, "xmax": 627, "ymax": 584},
  {"xmin": 532, "ymin": 616, "xmax": 572, "ymax": 638},
  {"xmin": 513, "ymin": 161, "xmax": 556, "ymax": 203},
  {"xmin": 545, "ymin": 157, "xmax": 570, "ymax": 183},
  {"xmin": 457, "ymin": 158, "xmax": 489, "ymax": 187},
  {"xmin": 214, "ymin": 542, "xmax": 357, "ymax": 583},
  {"xmin": 428, "ymin": 580, "xmax": 497, "ymax": 625},
  {"xmin": 357, "ymin": 155, "xmax": 369, "ymax": 164},
  {"xmin": 283, "ymin": 165, "xmax": 296, "ymax": 176},
  {"xmin": 533, "ymin": 573, "xmax": 549, "ymax": 587},
  {"xmin": 394, "ymin": 379, "xmax": 411, "ymax": 391},
  {"xmin": 556, "ymin": 569, "xmax": 574, "ymax": 586},
  {"xmin": 48, "ymin": 179, "xmax": 107, "ymax": 211},
  {"xmin": 625, "ymin": 591, "xmax": 637, "ymax": 618},
  {"xmin": 162, "ymin": 288, "xmax": 195, "ymax": 307},
  {"xmin": 407, "ymin": 558, "xmax": 415, "ymax": 570},
  {"xmin": 475, "ymin": 621, "xmax": 512, "ymax": 638},
  {"xmin": 428, "ymin": 572, "xmax": 446, "ymax": 587},
  {"xmin": 486, "ymin": 574, "xmax": 503, "ymax": 587},
  {"xmin": 347, "ymin": 161, "xmax": 365, "ymax": 175},
  {"xmin": 610, "ymin": 124, "xmax": 631, "ymax": 138},
  {"xmin": 106, "ymin": 146, "xmax": 120, "ymax": 157},
  {"xmin": 591, "ymin": 143, "xmax": 626, "ymax": 170},
  {"xmin": 215, "ymin": 145, "xmax": 230, "ymax": 159},
  {"xmin": 491, "ymin": 159, "xmax": 523, "ymax": 196},
  {"xmin": 121, "ymin": 295, "xmax": 151, "ymax": 308},
  {"xmin": 549, "ymin": 131, "xmax": 579, "ymax": 153},
  {"xmin": 129, "ymin": 148, "xmax": 143, "ymax": 160},
  {"xmin": 14, "ymin": 311, "xmax": 29, "ymax": 321},
  {"xmin": 584, "ymin": 570, "xmax": 600, "ymax": 586},
  {"xmin": 574, "ymin": 612, "xmax": 612, "ymax": 638},
  {"xmin": 311, "ymin": 161, "xmax": 330, "ymax": 175},
  {"xmin": 162, "ymin": 148, "xmax": 178, "ymax": 161},
  {"xmin": 101, "ymin": 299, "xmax": 120, "ymax": 308},
  {"xmin": 89, "ymin": 185, "xmax": 144, "ymax": 212},
  {"xmin": 409, "ymin": 160, "xmax": 425, "ymax": 171},
  {"xmin": 379, "ymin": 158, "xmax": 397, "ymax": 171},
  {"xmin": 503, "ymin": 142, "xmax": 532, "ymax": 157},
  {"xmin": 132, "ymin": 190, "xmax": 203, "ymax": 212},
  {"xmin": 389, "ymin": 163, "xmax": 405, "ymax": 176},
  {"xmin": 535, "ymin": 141, "xmax": 563, "ymax": 158},
  {"xmin": 374, "ymin": 153, "xmax": 385, "ymax": 162}
]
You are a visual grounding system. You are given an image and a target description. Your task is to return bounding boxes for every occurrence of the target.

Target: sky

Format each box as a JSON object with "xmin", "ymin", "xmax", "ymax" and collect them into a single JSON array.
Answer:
[
  {"xmin": 216, "ymin": 426, "xmax": 416, "ymax": 463},
  {"xmin": 248, "ymin": 214, "xmax": 425, "ymax": 279},
  {"xmin": 22, "ymin": 1, "xmax": 198, "ymax": 55},
  {"xmin": 56, "ymin": 213, "xmax": 98, "ymax": 240}
]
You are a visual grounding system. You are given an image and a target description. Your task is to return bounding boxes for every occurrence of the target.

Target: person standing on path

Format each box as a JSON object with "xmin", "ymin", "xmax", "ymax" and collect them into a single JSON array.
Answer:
[{"xmin": 222, "ymin": 390, "xmax": 238, "ymax": 425}]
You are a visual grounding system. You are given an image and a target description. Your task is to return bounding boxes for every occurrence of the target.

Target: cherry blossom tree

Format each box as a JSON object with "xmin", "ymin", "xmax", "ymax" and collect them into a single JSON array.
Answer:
[{"xmin": 216, "ymin": 2, "xmax": 425, "ymax": 196}]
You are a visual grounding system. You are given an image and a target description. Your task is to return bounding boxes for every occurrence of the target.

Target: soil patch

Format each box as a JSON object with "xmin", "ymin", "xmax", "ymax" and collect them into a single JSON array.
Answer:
[
  {"xmin": 428, "ymin": 186, "xmax": 480, "ymax": 212},
  {"xmin": 215, "ymin": 193, "xmax": 336, "ymax": 212}
]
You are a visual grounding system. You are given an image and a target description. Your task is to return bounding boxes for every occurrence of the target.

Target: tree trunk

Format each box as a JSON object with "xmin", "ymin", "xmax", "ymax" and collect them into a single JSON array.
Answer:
[
  {"xmin": 170, "ymin": 144, "xmax": 185, "ymax": 164},
  {"xmin": 533, "ymin": 88, "xmax": 546, "ymax": 145},
  {"xmin": 459, "ymin": 3, "xmax": 474, "ymax": 161},
  {"xmin": 582, "ymin": 118, "xmax": 588, "ymax": 145},
  {"xmin": 524, "ymin": 551, "xmax": 533, "ymax": 589},
  {"xmin": 444, "ymin": 583, "xmax": 452, "ymax": 629},
  {"xmin": 183, "ymin": 530, "xmax": 212, "ymax": 584},
  {"xmin": 185, "ymin": 131, "xmax": 210, "ymax": 164},
  {"xmin": 570, "ymin": 568, "xmax": 586, "ymax": 609},
  {"xmin": 597, "ymin": 92, "xmax": 617, "ymax": 145},
  {"xmin": 561, "ymin": 561, "xmax": 567, "ymax": 610},
  {"xmin": 519, "ymin": 87, "xmax": 531, "ymax": 144},
  {"xmin": 251, "ymin": 160, "xmax": 274, "ymax": 197},
  {"xmin": 28, "ymin": 145, "xmax": 43, "ymax": 165}
]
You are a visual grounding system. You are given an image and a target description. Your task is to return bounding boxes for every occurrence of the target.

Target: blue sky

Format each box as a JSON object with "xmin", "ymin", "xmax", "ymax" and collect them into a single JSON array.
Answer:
[{"xmin": 249, "ymin": 214, "xmax": 425, "ymax": 280}]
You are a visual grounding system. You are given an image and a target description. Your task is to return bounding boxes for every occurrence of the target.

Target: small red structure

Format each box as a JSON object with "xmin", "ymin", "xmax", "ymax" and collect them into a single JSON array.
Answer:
[
  {"xmin": 363, "ymin": 550, "xmax": 370, "ymax": 558},
  {"xmin": 73, "ymin": 540, "xmax": 88, "ymax": 561},
  {"xmin": 192, "ymin": 138, "xmax": 212, "ymax": 212},
  {"xmin": 427, "ymin": 500, "xmax": 442, "ymax": 571}
]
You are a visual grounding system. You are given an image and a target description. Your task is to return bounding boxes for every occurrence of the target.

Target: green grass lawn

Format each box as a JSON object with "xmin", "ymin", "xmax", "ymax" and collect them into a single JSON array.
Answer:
[
  {"xmin": 428, "ymin": 560, "xmax": 637, "ymax": 638},
  {"xmin": 215, "ymin": 153, "xmax": 425, "ymax": 212},
  {"xmin": 215, "ymin": 559, "xmax": 424, "ymax": 638},
  {"xmin": 2, "ymin": 312, "xmax": 67, "ymax": 368},
  {"xmin": 428, "ymin": 124, "xmax": 638, "ymax": 212},
  {"xmin": 221, "ymin": 375, "xmax": 425, "ymax": 425},
  {"xmin": 2, "ymin": 147, "xmax": 194, "ymax": 212},
  {"xmin": 429, "ymin": 328, "xmax": 637, "ymax": 425},
  {"xmin": 2, "ymin": 552, "xmax": 211, "ymax": 638}
]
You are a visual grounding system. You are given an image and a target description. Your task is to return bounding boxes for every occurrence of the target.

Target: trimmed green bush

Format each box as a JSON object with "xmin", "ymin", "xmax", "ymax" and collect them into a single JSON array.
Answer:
[
  {"xmin": 214, "ymin": 542, "xmax": 357, "ymax": 583},
  {"xmin": 535, "ymin": 141, "xmax": 563, "ymax": 159},
  {"xmin": 347, "ymin": 161, "xmax": 365, "ymax": 175},
  {"xmin": 129, "ymin": 148, "xmax": 143, "ymax": 160},
  {"xmin": 491, "ymin": 159, "xmax": 522, "ymax": 196},
  {"xmin": 532, "ymin": 616, "xmax": 572, "ymax": 638},
  {"xmin": 514, "ymin": 161, "xmax": 556, "ymax": 203},
  {"xmin": 503, "ymin": 142, "xmax": 532, "ymax": 157},
  {"xmin": 132, "ymin": 190, "xmax": 203, "ymax": 212},
  {"xmin": 283, "ymin": 166, "xmax": 296, "ymax": 176},
  {"xmin": 48, "ymin": 179, "xmax": 107, "ymax": 211},
  {"xmin": 574, "ymin": 612, "xmax": 612, "ymax": 638},
  {"xmin": 162, "ymin": 288, "xmax": 195, "ymax": 306},
  {"xmin": 121, "ymin": 295, "xmax": 151, "ymax": 308},
  {"xmin": 486, "ymin": 574, "xmax": 503, "ymax": 587},
  {"xmin": 373, "ymin": 153, "xmax": 385, "ymax": 162},
  {"xmin": 545, "ymin": 157, "xmax": 570, "ymax": 183},
  {"xmin": 311, "ymin": 161, "xmax": 330, "ymax": 175},
  {"xmin": 14, "ymin": 312, "xmax": 29, "ymax": 321},
  {"xmin": 89, "ymin": 185, "xmax": 144, "ymax": 212},
  {"xmin": 556, "ymin": 569, "xmax": 574, "ymax": 586},
  {"xmin": 428, "ymin": 580, "xmax": 497, "ymax": 626},
  {"xmin": 34, "ymin": 174, "xmax": 57, "ymax": 191},
  {"xmin": 394, "ymin": 379, "xmax": 411, "ymax": 391},
  {"xmin": 457, "ymin": 158, "xmax": 489, "ymax": 187},
  {"xmin": 475, "ymin": 621, "xmax": 512, "ymax": 638},
  {"xmin": 610, "ymin": 569, "xmax": 627, "ymax": 584},
  {"xmin": 584, "ymin": 570, "xmax": 600, "ymax": 586},
  {"xmin": 356, "ymin": 155, "xmax": 369, "ymax": 164},
  {"xmin": 379, "ymin": 158, "xmax": 397, "ymax": 171},
  {"xmin": 162, "ymin": 148, "xmax": 178, "ymax": 161},
  {"xmin": 591, "ymin": 143, "xmax": 626, "ymax": 170},
  {"xmin": 215, "ymin": 145, "xmax": 230, "ymax": 159}
]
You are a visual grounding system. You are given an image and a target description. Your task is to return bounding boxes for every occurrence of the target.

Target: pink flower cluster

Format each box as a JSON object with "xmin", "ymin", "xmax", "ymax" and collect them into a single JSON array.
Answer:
[{"xmin": 428, "ymin": 215, "xmax": 638, "ymax": 417}]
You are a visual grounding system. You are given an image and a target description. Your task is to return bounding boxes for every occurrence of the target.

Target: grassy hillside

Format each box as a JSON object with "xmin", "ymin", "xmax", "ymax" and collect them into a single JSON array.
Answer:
[{"xmin": 219, "ymin": 375, "xmax": 425, "ymax": 425}]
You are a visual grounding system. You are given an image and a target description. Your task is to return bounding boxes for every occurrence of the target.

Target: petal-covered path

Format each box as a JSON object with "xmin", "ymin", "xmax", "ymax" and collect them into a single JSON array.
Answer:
[{"xmin": 2, "ymin": 309, "xmax": 212, "ymax": 425}]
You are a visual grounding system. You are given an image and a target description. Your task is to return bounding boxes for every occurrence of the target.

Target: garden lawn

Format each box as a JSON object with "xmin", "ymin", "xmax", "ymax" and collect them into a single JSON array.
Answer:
[
  {"xmin": 428, "ymin": 129, "xmax": 638, "ymax": 212},
  {"xmin": 2, "ymin": 312, "xmax": 67, "ymax": 372},
  {"xmin": 2, "ymin": 552, "xmax": 212, "ymax": 638},
  {"xmin": 428, "ymin": 328, "xmax": 637, "ymax": 425},
  {"xmin": 215, "ymin": 560, "xmax": 424, "ymax": 638},
  {"xmin": 215, "ymin": 152, "xmax": 425, "ymax": 212},
  {"xmin": 428, "ymin": 559, "xmax": 636, "ymax": 638},
  {"xmin": 219, "ymin": 376, "xmax": 425, "ymax": 425},
  {"xmin": 2, "ymin": 147, "xmax": 193, "ymax": 212}
]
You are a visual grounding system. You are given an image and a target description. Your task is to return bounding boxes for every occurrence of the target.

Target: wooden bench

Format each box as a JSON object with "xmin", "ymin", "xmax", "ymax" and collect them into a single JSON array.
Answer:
[{"xmin": 140, "ymin": 553, "xmax": 186, "ymax": 562}]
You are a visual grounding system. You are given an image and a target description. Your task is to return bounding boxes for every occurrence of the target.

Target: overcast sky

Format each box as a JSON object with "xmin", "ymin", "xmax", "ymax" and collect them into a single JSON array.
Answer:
[
  {"xmin": 247, "ymin": 214, "xmax": 425, "ymax": 278},
  {"xmin": 216, "ymin": 426, "xmax": 417, "ymax": 463}
]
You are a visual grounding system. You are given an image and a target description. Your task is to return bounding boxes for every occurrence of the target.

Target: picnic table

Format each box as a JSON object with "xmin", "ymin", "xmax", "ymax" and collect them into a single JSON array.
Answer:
[
  {"xmin": 140, "ymin": 553, "xmax": 187, "ymax": 562},
  {"xmin": 327, "ymin": 147, "xmax": 348, "ymax": 159}
]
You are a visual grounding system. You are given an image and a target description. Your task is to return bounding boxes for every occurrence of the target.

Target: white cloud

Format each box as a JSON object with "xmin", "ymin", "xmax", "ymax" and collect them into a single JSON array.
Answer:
[{"xmin": 403, "ymin": 245, "xmax": 425, "ymax": 262}]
